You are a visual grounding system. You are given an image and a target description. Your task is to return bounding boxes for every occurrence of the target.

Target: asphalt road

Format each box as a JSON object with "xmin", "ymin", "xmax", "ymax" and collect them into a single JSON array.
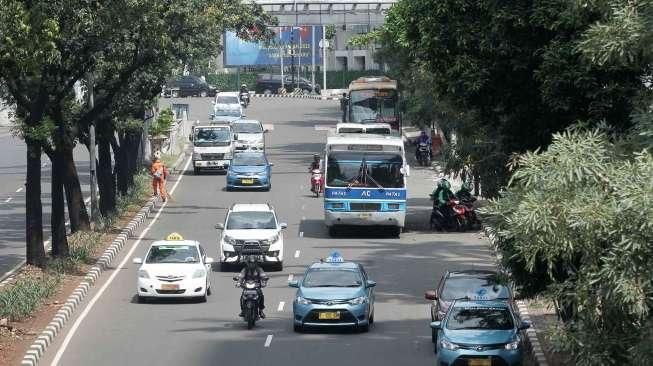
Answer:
[
  {"xmin": 0, "ymin": 128, "xmax": 90, "ymax": 278},
  {"xmin": 40, "ymin": 97, "xmax": 496, "ymax": 366}
]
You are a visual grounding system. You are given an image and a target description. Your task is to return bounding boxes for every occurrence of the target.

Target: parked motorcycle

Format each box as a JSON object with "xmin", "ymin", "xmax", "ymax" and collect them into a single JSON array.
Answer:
[
  {"xmin": 430, "ymin": 198, "xmax": 467, "ymax": 232},
  {"xmin": 233, "ymin": 274, "xmax": 267, "ymax": 329},
  {"xmin": 417, "ymin": 142, "xmax": 431, "ymax": 166},
  {"xmin": 310, "ymin": 169, "xmax": 323, "ymax": 197},
  {"xmin": 240, "ymin": 92, "xmax": 250, "ymax": 108}
]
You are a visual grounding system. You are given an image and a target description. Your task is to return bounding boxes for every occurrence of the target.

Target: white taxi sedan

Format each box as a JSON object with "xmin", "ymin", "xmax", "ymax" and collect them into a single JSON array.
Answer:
[{"xmin": 133, "ymin": 233, "xmax": 214, "ymax": 302}]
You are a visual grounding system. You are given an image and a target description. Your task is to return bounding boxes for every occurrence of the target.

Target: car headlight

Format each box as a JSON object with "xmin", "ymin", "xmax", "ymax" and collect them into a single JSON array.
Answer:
[
  {"xmin": 223, "ymin": 235, "xmax": 237, "ymax": 245},
  {"xmin": 192, "ymin": 152, "xmax": 201, "ymax": 160},
  {"xmin": 296, "ymin": 296, "xmax": 312, "ymax": 305},
  {"xmin": 138, "ymin": 270, "xmax": 150, "ymax": 279},
  {"xmin": 440, "ymin": 339, "xmax": 459, "ymax": 351},
  {"xmin": 348, "ymin": 296, "xmax": 369, "ymax": 305},
  {"xmin": 267, "ymin": 250, "xmax": 280, "ymax": 257},
  {"xmin": 505, "ymin": 339, "xmax": 520, "ymax": 350},
  {"xmin": 192, "ymin": 269, "xmax": 206, "ymax": 279}
]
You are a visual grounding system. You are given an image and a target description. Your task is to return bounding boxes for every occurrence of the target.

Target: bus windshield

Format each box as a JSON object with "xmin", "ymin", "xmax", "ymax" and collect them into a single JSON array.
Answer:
[
  {"xmin": 326, "ymin": 151, "xmax": 404, "ymax": 188},
  {"xmin": 349, "ymin": 89, "xmax": 397, "ymax": 123}
]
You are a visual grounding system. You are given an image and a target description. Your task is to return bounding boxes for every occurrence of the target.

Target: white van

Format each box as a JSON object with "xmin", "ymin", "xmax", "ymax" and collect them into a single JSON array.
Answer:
[
  {"xmin": 232, "ymin": 119, "xmax": 266, "ymax": 151},
  {"xmin": 191, "ymin": 124, "xmax": 234, "ymax": 175}
]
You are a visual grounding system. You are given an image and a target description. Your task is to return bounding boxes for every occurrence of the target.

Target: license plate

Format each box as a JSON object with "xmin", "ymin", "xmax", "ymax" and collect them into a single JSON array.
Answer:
[
  {"xmin": 241, "ymin": 178, "xmax": 254, "ymax": 184},
  {"xmin": 210, "ymin": 161, "xmax": 224, "ymax": 166},
  {"xmin": 318, "ymin": 311, "xmax": 340, "ymax": 320},
  {"xmin": 468, "ymin": 359, "xmax": 491, "ymax": 366},
  {"xmin": 161, "ymin": 284, "xmax": 179, "ymax": 290},
  {"xmin": 358, "ymin": 213, "xmax": 371, "ymax": 219}
]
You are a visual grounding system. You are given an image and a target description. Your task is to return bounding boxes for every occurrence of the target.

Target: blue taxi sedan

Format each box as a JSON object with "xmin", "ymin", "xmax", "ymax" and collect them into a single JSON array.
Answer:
[
  {"xmin": 431, "ymin": 299, "xmax": 530, "ymax": 366},
  {"xmin": 289, "ymin": 252, "xmax": 376, "ymax": 332},
  {"xmin": 226, "ymin": 151, "xmax": 272, "ymax": 191}
]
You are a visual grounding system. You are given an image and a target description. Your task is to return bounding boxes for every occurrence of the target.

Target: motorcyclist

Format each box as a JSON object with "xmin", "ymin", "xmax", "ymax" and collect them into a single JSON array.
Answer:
[
  {"xmin": 415, "ymin": 130, "xmax": 432, "ymax": 160},
  {"xmin": 309, "ymin": 153, "xmax": 321, "ymax": 171},
  {"xmin": 430, "ymin": 178, "xmax": 455, "ymax": 219},
  {"xmin": 455, "ymin": 181, "xmax": 476, "ymax": 203},
  {"xmin": 236, "ymin": 256, "xmax": 268, "ymax": 318},
  {"xmin": 240, "ymin": 84, "xmax": 249, "ymax": 94}
]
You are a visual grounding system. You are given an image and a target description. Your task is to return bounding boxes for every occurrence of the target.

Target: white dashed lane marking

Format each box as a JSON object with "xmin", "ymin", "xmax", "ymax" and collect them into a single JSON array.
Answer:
[
  {"xmin": 294, "ymin": 250, "xmax": 300, "ymax": 258},
  {"xmin": 277, "ymin": 301, "xmax": 285, "ymax": 312},
  {"xmin": 264, "ymin": 335, "xmax": 273, "ymax": 347},
  {"xmin": 16, "ymin": 187, "xmax": 23, "ymax": 193},
  {"xmin": 288, "ymin": 274, "xmax": 294, "ymax": 282}
]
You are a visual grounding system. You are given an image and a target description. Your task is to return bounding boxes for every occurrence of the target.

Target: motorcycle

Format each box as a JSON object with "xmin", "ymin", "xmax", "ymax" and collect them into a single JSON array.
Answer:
[
  {"xmin": 239, "ymin": 92, "xmax": 250, "ymax": 108},
  {"xmin": 233, "ymin": 275, "xmax": 267, "ymax": 329},
  {"xmin": 430, "ymin": 198, "xmax": 467, "ymax": 232},
  {"xmin": 456, "ymin": 196, "xmax": 481, "ymax": 230},
  {"xmin": 416, "ymin": 142, "xmax": 431, "ymax": 166},
  {"xmin": 310, "ymin": 169, "xmax": 323, "ymax": 197}
]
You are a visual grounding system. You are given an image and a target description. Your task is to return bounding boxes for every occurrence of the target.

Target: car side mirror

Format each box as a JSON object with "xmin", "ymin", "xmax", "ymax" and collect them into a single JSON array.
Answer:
[
  {"xmin": 269, "ymin": 163, "xmax": 274, "ymax": 167},
  {"xmin": 264, "ymin": 129, "xmax": 269, "ymax": 133},
  {"xmin": 430, "ymin": 321, "xmax": 441, "ymax": 330},
  {"xmin": 209, "ymin": 113, "xmax": 215, "ymax": 120},
  {"xmin": 132, "ymin": 257, "xmax": 142, "ymax": 264},
  {"xmin": 366, "ymin": 280, "xmax": 376, "ymax": 288},
  {"xmin": 241, "ymin": 114, "xmax": 247, "ymax": 118},
  {"xmin": 215, "ymin": 223, "xmax": 224, "ymax": 230},
  {"xmin": 288, "ymin": 280, "xmax": 299, "ymax": 288},
  {"xmin": 424, "ymin": 290, "xmax": 438, "ymax": 301},
  {"xmin": 518, "ymin": 321, "xmax": 531, "ymax": 330},
  {"xmin": 232, "ymin": 275, "xmax": 240, "ymax": 282},
  {"xmin": 205, "ymin": 257, "xmax": 214, "ymax": 264},
  {"xmin": 233, "ymin": 134, "xmax": 239, "ymax": 140},
  {"xmin": 280, "ymin": 222, "xmax": 288, "ymax": 229}
]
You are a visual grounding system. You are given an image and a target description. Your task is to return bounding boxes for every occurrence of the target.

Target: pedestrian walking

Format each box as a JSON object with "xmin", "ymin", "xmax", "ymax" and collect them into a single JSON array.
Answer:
[{"xmin": 150, "ymin": 151, "xmax": 169, "ymax": 202}]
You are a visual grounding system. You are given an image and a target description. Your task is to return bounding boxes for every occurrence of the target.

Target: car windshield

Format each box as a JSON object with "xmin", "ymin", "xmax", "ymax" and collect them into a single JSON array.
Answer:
[
  {"xmin": 233, "ymin": 123, "xmax": 262, "ymax": 133},
  {"xmin": 326, "ymin": 151, "xmax": 404, "ymax": 188},
  {"xmin": 146, "ymin": 245, "xmax": 200, "ymax": 264},
  {"xmin": 349, "ymin": 89, "xmax": 397, "ymax": 123},
  {"xmin": 232, "ymin": 153, "xmax": 267, "ymax": 166},
  {"xmin": 226, "ymin": 211, "xmax": 276, "ymax": 229},
  {"xmin": 441, "ymin": 276, "xmax": 510, "ymax": 301},
  {"xmin": 217, "ymin": 96, "xmax": 239, "ymax": 104},
  {"xmin": 194, "ymin": 128, "xmax": 230, "ymax": 147},
  {"xmin": 365, "ymin": 128, "xmax": 391, "ymax": 135},
  {"xmin": 214, "ymin": 109, "xmax": 240, "ymax": 117},
  {"xmin": 338, "ymin": 128, "xmax": 364, "ymax": 133},
  {"xmin": 303, "ymin": 268, "xmax": 363, "ymax": 288},
  {"xmin": 446, "ymin": 307, "xmax": 514, "ymax": 330}
]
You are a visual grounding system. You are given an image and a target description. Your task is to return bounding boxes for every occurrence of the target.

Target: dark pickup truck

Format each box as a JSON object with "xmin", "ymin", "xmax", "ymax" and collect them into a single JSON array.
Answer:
[{"xmin": 163, "ymin": 75, "xmax": 218, "ymax": 98}]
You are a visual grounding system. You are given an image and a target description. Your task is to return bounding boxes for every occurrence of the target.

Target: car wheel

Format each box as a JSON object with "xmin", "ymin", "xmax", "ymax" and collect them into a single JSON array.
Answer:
[
  {"xmin": 293, "ymin": 324, "xmax": 303, "ymax": 333},
  {"xmin": 272, "ymin": 261, "xmax": 283, "ymax": 272},
  {"xmin": 194, "ymin": 167, "xmax": 200, "ymax": 175},
  {"xmin": 431, "ymin": 328, "xmax": 437, "ymax": 343},
  {"xmin": 207, "ymin": 281, "xmax": 212, "ymax": 296},
  {"xmin": 197, "ymin": 294, "xmax": 207, "ymax": 303},
  {"xmin": 391, "ymin": 227, "xmax": 401, "ymax": 238},
  {"xmin": 200, "ymin": 90, "xmax": 207, "ymax": 97},
  {"xmin": 219, "ymin": 262, "xmax": 230, "ymax": 272},
  {"xmin": 137, "ymin": 295, "xmax": 148, "ymax": 304},
  {"xmin": 328, "ymin": 226, "xmax": 338, "ymax": 237},
  {"xmin": 359, "ymin": 323, "xmax": 370, "ymax": 333},
  {"xmin": 369, "ymin": 311, "xmax": 375, "ymax": 325},
  {"xmin": 433, "ymin": 340, "xmax": 438, "ymax": 354}
]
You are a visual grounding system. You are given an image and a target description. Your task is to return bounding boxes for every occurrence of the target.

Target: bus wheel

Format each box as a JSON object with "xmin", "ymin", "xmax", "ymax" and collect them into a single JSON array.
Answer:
[
  {"xmin": 391, "ymin": 227, "xmax": 401, "ymax": 238},
  {"xmin": 328, "ymin": 226, "xmax": 338, "ymax": 237}
]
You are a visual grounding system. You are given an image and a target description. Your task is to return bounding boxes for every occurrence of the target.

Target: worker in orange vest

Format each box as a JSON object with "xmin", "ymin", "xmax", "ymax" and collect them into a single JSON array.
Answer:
[{"xmin": 150, "ymin": 151, "xmax": 169, "ymax": 202}]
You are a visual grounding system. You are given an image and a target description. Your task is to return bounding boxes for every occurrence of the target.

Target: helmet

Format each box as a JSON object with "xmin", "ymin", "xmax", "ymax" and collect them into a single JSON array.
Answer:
[
  {"xmin": 153, "ymin": 150, "xmax": 161, "ymax": 160},
  {"xmin": 313, "ymin": 153, "xmax": 320, "ymax": 160},
  {"xmin": 438, "ymin": 178, "xmax": 451, "ymax": 190},
  {"xmin": 241, "ymin": 84, "xmax": 247, "ymax": 88}
]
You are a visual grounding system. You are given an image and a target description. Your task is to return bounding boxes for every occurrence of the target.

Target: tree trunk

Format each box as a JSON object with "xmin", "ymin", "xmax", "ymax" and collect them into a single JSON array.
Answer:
[
  {"xmin": 97, "ymin": 138, "xmax": 116, "ymax": 216},
  {"xmin": 63, "ymin": 146, "xmax": 91, "ymax": 232},
  {"xmin": 113, "ymin": 135, "xmax": 129, "ymax": 195},
  {"xmin": 25, "ymin": 139, "xmax": 46, "ymax": 266},
  {"xmin": 50, "ymin": 148, "xmax": 69, "ymax": 257}
]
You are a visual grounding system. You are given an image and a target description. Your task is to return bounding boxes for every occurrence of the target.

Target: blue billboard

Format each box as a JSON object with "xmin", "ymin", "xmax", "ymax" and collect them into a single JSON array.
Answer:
[{"xmin": 224, "ymin": 26, "xmax": 323, "ymax": 67}]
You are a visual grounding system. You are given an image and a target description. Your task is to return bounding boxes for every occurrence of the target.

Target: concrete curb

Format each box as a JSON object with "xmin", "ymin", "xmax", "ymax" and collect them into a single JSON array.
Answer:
[
  {"xmin": 252, "ymin": 94, "xmax": 339, "ymax": 101},
  {"xmin": 17, "ymin": 147, "xmax": 192, "ymax": 365},
  {"xmin": 17, "ymin": 147, "xmax": 193, "ymax": 365},
  {"xmin": 19, "ymin": 197, "xmax": 159, "ymax": 366},
  {"xmin": 517, "ymin": 300, "xmax": 550, "ymax": 366}
]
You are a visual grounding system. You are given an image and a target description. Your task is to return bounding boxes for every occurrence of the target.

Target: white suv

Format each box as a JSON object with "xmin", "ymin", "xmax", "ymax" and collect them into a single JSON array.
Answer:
[{"xmin": 215, "ymin": 203, "xmax": 286, "ymax": 271}]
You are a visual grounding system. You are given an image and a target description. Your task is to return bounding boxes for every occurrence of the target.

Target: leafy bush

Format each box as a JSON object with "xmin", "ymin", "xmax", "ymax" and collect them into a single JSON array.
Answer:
[
  {"xmin": 0, "ymin": 275, "xmax": 61, "ymax": 321},
  {"xmin": 149, "ymin": 108, "xmax": 174, "ymax": 137},
  {"xmin": 482, "ymin": 128, "xmax": 653, "ymax": 365}
]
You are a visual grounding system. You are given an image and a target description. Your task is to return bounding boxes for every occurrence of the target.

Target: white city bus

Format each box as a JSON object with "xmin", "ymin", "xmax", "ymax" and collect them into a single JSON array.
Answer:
[{"xmin": 323, "ymin": 134, "xmax": 409, "ymax": 237}]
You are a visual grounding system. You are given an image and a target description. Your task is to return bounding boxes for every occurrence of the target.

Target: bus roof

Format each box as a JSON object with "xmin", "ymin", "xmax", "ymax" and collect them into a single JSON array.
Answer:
[
  {"xmin": 349, "ymin": 76, "xmax": 397, "ymax": 91},
  {"xmin": 326, "ymin": 134, "xmax": 404, "ymax": 147}
]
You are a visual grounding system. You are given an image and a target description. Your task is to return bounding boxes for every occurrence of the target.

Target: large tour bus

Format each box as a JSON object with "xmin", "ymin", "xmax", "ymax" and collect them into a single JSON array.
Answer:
[
  {"xmin": 323, "ymin": 134, "xmax": 409, "ymax": 237},
  {"xmin": 344, "ymin": 76, "xmax": 401, "ymax": 130}
]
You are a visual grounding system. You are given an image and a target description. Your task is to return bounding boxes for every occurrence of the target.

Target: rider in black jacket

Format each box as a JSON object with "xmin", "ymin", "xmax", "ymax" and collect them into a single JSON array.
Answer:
[{"xmin": 236, "ymin": 256, "xmax": 268, "ymax": 318}]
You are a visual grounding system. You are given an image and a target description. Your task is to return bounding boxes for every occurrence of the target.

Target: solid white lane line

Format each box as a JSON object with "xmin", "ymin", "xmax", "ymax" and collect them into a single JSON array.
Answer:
[
  {"xmin": 277, "ymin": 301, "xmax": 285, "ymax": 312},
  {"xmin": 294, "ymin": 250, "xmax": 300, "ymax": 258},
  {"xmin": 50, "ymin": 155, "xmax": 192, "ymax": 366},
  {"xmin": 16, "ymin": 187, "xmax": 23, "ymax": 193},
  {"xmin": 299, "ymin": 231, "xmax": 304, "ymax": 238},
  {"xmin": 288, "ymin": 274, "xmax": 294, "ymax": 282},
  {"xmin": 264, "ymin": 334, "xmax": 273, "ymax": 347}
]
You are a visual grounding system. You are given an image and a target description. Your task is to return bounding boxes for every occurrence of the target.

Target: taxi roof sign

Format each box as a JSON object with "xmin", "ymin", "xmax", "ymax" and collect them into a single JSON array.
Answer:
[
  {"xmin": 166, "ymin": 232, "xmax": 184, "ymax": 241},
  {"xmin": 324, "ymin": 251, "xmax": 344, "ymax": 263}
]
